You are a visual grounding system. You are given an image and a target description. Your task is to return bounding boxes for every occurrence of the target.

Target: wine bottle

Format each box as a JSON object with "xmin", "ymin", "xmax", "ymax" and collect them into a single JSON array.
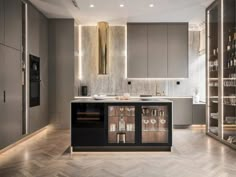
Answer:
[
  {"xmin": 234, "ymin": 32, "xmax": 236, "ymax": 66},
  {"xmin": 118, "ymin": 115, "xmax": 126, "ymax": 132},
  {"xmin": 227, "ymin": 35, "xmax": 232, "ymax": 68}
]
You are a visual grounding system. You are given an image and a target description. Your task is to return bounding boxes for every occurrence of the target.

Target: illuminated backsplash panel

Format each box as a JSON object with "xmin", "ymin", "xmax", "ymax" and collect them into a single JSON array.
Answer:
[{"xmin": 77, "ymin": 26, "xmax": 205, "ymax": 99}]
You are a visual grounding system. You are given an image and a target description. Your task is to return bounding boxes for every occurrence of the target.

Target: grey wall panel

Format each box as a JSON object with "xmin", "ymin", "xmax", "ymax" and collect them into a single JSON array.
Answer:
[
  {"xmin": 172, "ymin": 98, "xmax": 193, "ymax": 125},
  {"xmin": 0, "ymin": 44, "xmax": 5, "ymax": 149},
  {"xmin": 167, "ymin": 23, "xmax": 188, "ymax": 78},
  {"xmin": 0, "ymin": 0, "xmax": 4, "ymax": 44},
  {"xmin": 4, "ymin": 0, "xmax": 21, "ymax": 50},
  {"xmin": 48, "ymin": 19, "xmax": 74, "ymax": 129},
  {"xmin": 127, "ymin": 24, "xmax": 148, "ymax": 78},
  {"xmin": 48, "ymin": 20, "xmax": 56, "ymax": 126},
  {"xmin": 28, "ymin": 4, "xmax": 48, "ymax": 133},
  {"xmin": 147, "ymin": 24, "xmax": 168, "ymax": 78}
]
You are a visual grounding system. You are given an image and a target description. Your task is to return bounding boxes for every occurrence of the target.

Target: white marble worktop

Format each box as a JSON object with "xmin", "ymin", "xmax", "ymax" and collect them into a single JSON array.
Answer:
[{"xmin": 71, "ymin": 97, "xmax": 173, "ymax": 103}]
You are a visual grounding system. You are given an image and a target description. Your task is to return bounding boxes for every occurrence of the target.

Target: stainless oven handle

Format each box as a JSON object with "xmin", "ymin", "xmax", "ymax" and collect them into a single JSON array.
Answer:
[{"xmin": 3, "ymin": 90, "xmax": 6, "ymax": 103}]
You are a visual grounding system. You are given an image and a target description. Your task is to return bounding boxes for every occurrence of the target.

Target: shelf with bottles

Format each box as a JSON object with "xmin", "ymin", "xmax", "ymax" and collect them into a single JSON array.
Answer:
[
  {"xmin": 108, "ymin": 106, "xmax": 135, "ymax": 144},
  {"xmin": 223, "ymin": 97, "xmax": 236, "ymax": 106},
  {"xmin": 225, "ymin": 30, "xmax": 236, "ymax": 70},
  {"xmin": 209, "ymin": 81, "xmax": 218, "ymax": 87}
]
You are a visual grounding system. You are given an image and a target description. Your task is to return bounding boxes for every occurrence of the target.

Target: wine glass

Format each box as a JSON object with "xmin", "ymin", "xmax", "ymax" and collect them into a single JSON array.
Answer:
[
  {"xmin": 142, "ymin": 108, "xmax": 146, "ymax": 116},
  {"xmin": 143, "ymin": 119, "xmax": 149, "ymax": 131},
  {"xmin": 126, "ymin": 107, "xmax": 131, "ymax": 116},
  {"xmin": 109, "ymin": 107, "xmax": 114, "ymax": 116},
  {"xmin": 150, "ymin": 119, "xmax": 157, "ymax": 131}
]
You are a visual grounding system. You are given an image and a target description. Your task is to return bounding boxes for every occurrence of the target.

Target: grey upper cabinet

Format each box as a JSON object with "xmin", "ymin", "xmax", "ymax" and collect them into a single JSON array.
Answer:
[
  {"xmin": 0, "ymin": 0, "xmax": 4, "ymax": 44},
  {"xmin": 167, "ymin": 23, "xmax": 188, "ymax": 78},
  {"xmin": 0, "ymin": 46, "xmax": 22, "ymax": 149},
  {"xmin": 4, "ymin": 0, "xmax": 22, "ymax": 50},
  {"xmin": 127, "ymin": 23, "xmax": 188, "ymax": 78},
  {"xmin": 127, "ymin": 24, "xmax": 148, "ymax": 78},
  {"xmin": 147, "ymin": 24, "xmax": 168, "ymax": 78}
]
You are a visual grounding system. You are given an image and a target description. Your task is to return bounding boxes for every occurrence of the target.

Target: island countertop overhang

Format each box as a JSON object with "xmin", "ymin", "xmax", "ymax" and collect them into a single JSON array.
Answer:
[{"xmin": 71, "ymin": 98, "xmax": 173, "ymax": 103}]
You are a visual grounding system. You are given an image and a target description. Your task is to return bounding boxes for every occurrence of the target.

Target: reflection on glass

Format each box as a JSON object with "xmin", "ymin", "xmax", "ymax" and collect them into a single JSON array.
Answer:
[
  {"xmin": 222, "ymin": 0, "xmax": 236, "ymax": 146},
  {"xmin": 207, "ymin": 4, "xmax": 219, "ymax": 136}
]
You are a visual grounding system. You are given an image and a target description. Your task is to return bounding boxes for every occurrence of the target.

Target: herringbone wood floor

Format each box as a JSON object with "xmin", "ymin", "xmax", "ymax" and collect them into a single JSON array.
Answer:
[{"xmin": 0, "ymin": 128, "xmax": 236, "ymax": 177}]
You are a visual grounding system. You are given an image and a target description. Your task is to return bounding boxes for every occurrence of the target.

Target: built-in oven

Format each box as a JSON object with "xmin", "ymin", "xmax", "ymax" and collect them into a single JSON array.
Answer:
[{"xmin": 29, "ymin": 55, "xmax": 40, "ymax": 107}]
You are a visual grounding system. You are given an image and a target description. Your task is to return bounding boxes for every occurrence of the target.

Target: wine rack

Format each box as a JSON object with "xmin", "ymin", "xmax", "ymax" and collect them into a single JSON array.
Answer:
[{"xmin": 206, "ymin": 0, "xmax": 236, "ymax": 149}]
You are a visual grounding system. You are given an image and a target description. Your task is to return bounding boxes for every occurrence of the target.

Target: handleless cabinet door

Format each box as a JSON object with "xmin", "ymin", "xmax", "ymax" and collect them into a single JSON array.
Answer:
[
  {"xmin": 147, "ymin": 24, "xmax": 168, "ymax": 78},
  {"xmin": 0, "ymin": 45, "xmax": 5, "ymax": 149},
  {"xmin": 4, "ymin": 0, "xmax": 22, "ymax": 50},
  {"xmin": 127, "ymin": 24, "xmax": 148, "ymax": 78},
  {"xmin": 1, "ymin": 47, "xmax": 22, "ymax": 149},
  {"xmin": 167, "ymin": 24, "xmax": 188, "ymax": 78},
  {"xmin": 0, "ymin": 0, "xmax": 4, "ymax": 44},
  {"xmin": 172, "ymin": 98, "xmax": 193, "ymax": 126}
]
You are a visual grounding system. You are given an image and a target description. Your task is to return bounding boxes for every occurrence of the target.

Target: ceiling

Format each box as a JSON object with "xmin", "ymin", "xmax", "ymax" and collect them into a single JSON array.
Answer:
[{"xmin": 30, "ymin": 0, "xmax": 214, "ymax": 25}]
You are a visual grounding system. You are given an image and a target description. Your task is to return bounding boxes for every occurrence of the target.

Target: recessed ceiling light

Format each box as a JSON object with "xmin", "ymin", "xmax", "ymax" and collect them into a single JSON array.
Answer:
[
  {"xmin": 149, "ymin": 4, "xmax": 154, "ymax": 7},
  {"xmin": 120, "ymin": 4, "xmax": 124, "ymax": 7},
  {"xmin": 90, "ymin": 4, "xmax": 94, "ymax": 8}
]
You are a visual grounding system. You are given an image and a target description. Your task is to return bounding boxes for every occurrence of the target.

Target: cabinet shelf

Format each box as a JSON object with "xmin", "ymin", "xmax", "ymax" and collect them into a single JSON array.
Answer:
[
  {"xmin": 142, "ymin": 129, "xmax": 168, "ymax": 132},
  {"xmin": 77, "ymin": 112, "xmax": 100, "ymax": 115},
  {"xmin": 109, "ymin": 131, "xmax": 135, "ymax": 133}
]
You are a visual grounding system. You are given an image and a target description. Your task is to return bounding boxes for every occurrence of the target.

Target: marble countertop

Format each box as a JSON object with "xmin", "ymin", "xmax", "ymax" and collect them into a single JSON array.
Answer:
[
  {"xmin": 74, "ymin": 96, "xmax": 193, "ymax": 99},
  {"xmin": 71, "ymin": 97, "xmax": 173, "ymax": 103}
]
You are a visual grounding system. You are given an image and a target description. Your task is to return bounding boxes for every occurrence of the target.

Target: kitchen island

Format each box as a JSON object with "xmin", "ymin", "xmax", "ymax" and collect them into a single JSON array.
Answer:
[{"xmin": 71, "ymin": 98, "xmax": 172, "ymax": 151}]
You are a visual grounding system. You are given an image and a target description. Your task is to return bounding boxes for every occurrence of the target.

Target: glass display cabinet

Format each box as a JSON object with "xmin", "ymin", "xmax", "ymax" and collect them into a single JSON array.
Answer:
[
  {"xmin": 206, "ymin": 0, "xmax": 236, "ymax": 149},
  {"xmin": 207, "ymin": 1, "xmax": 219, "ymax": 136},
  {"xmin": 108, "ymin": 105, "xmax": 136, "ymax": 144},
  {"xmin": 141, "ymin": 106, "xmax": 169, "ymax": 143}
]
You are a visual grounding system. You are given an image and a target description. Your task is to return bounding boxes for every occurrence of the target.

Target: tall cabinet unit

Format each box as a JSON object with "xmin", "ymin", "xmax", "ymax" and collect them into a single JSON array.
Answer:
[{"xmin": 206, "ymin": 0, "xmax": 236, "ymax": 149}]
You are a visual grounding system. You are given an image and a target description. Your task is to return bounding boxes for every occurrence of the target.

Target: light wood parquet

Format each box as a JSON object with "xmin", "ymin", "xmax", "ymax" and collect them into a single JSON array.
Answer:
[{"xmin": 0, "ymin": 128, "xmax": 236, "ymax": 177}]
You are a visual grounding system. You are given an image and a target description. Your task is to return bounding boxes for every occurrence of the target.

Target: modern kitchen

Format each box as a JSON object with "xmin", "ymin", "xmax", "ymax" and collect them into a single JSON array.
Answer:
[{"xmin": 0, "ymin": 0, "xmax": 236, "ymax": 176}]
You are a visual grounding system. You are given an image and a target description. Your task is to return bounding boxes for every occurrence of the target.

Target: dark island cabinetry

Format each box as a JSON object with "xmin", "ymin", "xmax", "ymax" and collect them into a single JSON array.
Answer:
[{"xmin": 71, "ymin": 100, "xmax": 172, "ymax": 151}]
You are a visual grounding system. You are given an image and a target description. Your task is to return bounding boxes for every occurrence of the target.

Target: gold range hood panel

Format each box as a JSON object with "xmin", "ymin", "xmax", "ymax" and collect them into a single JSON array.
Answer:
[{"xmin": 98, "ymin": 22, "xmax": 109, "ymax": 75}]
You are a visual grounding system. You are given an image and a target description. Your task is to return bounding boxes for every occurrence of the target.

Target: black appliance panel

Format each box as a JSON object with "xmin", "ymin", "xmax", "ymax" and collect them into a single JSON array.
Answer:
[{"xmin": 29, "ymin": 55, "xmax": 40, "ymax": 107}]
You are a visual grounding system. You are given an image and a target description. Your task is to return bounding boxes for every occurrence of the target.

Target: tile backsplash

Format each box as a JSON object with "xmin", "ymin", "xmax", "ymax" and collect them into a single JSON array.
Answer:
[{"xmin": 76, "ymin": 26, "xmax": 205, "ymax": 100}]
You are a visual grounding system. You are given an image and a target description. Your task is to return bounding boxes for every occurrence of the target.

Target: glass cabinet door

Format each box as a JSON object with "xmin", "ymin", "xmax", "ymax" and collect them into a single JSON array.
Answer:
[
  {"xmin": 108, "ymin": 106, "xmax": 135, "ymax": 144},
  {"xmin": 141, "ymin": 106, "xmax": 169, "ymax": 144},
  {"xmin": 222, "ymin": 0, "xmax": 236, "ymax": 146},
  {"xmin": 207, "ymin": 2, "xmax": 219, "ymax": 136}
]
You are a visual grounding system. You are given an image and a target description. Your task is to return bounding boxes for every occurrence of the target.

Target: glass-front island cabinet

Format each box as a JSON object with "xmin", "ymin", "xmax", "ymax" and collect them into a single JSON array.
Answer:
[
  {"xmin": 71, "ymin": 99, "xmax": 172, "ymax": 151},
  {"xmin": 206, "ymin": 0, "xmax": 236, "ymax": 149}
]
